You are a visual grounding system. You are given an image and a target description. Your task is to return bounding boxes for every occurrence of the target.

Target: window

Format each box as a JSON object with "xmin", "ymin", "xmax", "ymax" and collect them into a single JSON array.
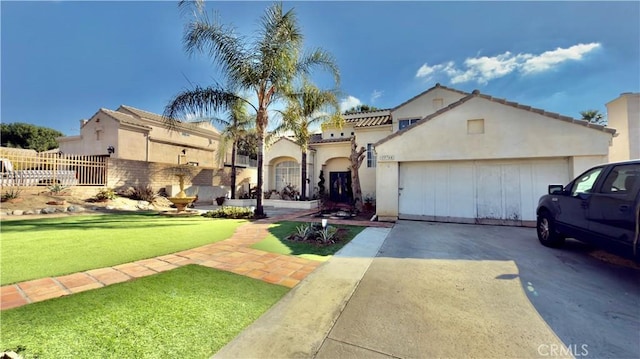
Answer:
[
  {"xmin": 96, "ymin": 130, "xmax": 102, "ymax": 141},
  {"xmin": 467, "ymin": 119, "xmax": 484, "ymax": 134},
  {"xmin": 599, "ymin": 164, "xmax": 640, "ymax": 198},
  {"xmin": 275, "ymin": 161, "xmax": 300, "ymax": 191},
  {"xmin": 399, "ymin": 118, "xmax": 420, "ymax": 130},
  {"xmin": 571, "ymin": 167, "xmax": 603, "ymax": 196},
  {"xmin": 181, "ymin": 132, "xmax": 190, "ymax": 137},
  {"xmin": 367, "ymin": 144, "xmax": 376, "ymax": 168}
]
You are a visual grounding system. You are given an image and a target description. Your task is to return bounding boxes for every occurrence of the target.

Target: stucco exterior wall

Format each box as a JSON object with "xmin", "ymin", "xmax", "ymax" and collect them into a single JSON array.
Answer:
[
  {"xmin": 607, "ymin": 93, "xmax": 640, "ymax": 162},
  {"xmin": 377, "ymin": 97, "xmax": 613, "ymax": 162},
  {"xmin": 392, "ymin": 87, "xmax": 467, "ymax": 132},
  {"xmin": 376, "ymin": 161, "xmax": 399, "ymax": 221},
  {"xmin": 117, "ymin": 127, "xmax": 149, "ymax": 161},
  {"xmin": 58, "ymin": 114, "xmax": 120, "ymax": 156},
  {"xmin": 322, "ymin": 123, "xmax": 355, "ymax": 141}
]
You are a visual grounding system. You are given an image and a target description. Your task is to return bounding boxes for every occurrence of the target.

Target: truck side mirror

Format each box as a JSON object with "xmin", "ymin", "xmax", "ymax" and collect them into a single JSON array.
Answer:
[{"xmin": 548, "ymin": 185, "xmax": 564, "ymax": 194}]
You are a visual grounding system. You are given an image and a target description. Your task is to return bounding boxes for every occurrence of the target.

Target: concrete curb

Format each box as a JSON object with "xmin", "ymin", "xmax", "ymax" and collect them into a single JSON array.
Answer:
[{"xmin": 212, "ymin": 227, "xmax": 391, "ymax": 359}]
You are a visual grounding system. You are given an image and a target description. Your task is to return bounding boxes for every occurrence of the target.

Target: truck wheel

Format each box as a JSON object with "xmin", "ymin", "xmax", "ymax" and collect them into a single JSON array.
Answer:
[{"xmin": 537, "ymin": 211, "xmax": 565, "ymax": 247}]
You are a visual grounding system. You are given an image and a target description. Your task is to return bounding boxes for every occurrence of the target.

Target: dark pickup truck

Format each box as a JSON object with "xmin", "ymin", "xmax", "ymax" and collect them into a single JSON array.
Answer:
[{"xmin": 536, "ymin": 160, "xmax": 640, "ymax": 259}]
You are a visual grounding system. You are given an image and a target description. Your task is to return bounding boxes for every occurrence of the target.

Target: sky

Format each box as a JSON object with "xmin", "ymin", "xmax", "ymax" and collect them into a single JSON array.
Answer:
[{"xmin": 2, "ymin": 1, "xmax": 639, "ymax": 136}]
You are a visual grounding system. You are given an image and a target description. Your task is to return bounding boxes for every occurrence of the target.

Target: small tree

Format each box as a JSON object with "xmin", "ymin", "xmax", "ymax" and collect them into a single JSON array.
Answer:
[{"xmin": 349, "ymin": 136, "xmax": 366, "ymax": 212}]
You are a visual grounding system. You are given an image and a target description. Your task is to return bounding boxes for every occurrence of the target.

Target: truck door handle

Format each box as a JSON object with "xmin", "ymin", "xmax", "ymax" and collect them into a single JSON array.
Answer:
[{"xmin": 619, "ymin": 205, "xmax": 630, "ymax": 212}]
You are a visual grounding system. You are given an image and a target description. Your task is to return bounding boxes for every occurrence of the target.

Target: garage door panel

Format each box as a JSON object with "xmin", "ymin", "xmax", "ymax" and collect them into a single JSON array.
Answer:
[
  {"xmin": 476, "ymin": 165, "xmax": 503, "ymax": 219},
  {"xmin": 502, "ymin": 164, "xmax": 522, "ymax": 221},
  {"xmin": 448, "ymin": 164, "xmax": 475, "ymax": 218}
]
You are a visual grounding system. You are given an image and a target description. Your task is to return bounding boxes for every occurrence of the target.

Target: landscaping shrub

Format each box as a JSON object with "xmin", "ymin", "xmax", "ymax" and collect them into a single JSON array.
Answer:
[
  {"xmin": 202, "ymin": 206, "xmax": 254, "ymax": 219},
  {"xmin": 94, "ymin": 188, "xmax": 116, "ymax": 201},
  {"xmin": 1, "ymin": 186, "xmax": 22, "ymax": 201},
  {"xmin": 131, "ymin": 185, "xmax": 155, "ymax": 202},
  {"xmin": 288, "ymin": 223, "xmax": 340, "ymax": 244}
]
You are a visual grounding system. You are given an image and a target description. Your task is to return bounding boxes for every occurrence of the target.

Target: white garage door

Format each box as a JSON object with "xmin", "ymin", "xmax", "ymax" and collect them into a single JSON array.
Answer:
[{"xmin": 398, "ymin": 158, "xmax": 570, "ymax": 224}]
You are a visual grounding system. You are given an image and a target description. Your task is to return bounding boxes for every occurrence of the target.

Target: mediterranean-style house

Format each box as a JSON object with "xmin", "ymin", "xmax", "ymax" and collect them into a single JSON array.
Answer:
[
  {"xmin": 267, "ymin": 83, "xmax": 619, "ymax": 225},
  {"xmin": 58, "ymin": 84, "xmax": 637, "ymax": 225}
]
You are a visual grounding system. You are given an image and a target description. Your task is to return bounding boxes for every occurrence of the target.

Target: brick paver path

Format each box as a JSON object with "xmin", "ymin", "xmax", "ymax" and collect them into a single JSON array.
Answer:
[{"xmin": 1, "ymin": 210, "xmax": 393, "ymax": 310}]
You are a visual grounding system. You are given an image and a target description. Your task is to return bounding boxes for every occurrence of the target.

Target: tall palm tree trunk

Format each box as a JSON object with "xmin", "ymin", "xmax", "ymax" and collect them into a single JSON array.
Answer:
[
  {"xmin": 255, "ymin": 131, "xmax": 265, "ymax": 216},
  {"xmin": 230, "ymin": 141, "xmax": 237, "ymax": 199},
  {"xmin": 300, "ymin": 147, "xmax": 307, "ymax": 200}
]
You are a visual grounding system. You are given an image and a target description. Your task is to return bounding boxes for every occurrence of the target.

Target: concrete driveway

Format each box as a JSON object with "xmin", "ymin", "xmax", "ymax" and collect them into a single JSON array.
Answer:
[{"xmin": 318, "ymin": 221, "xmax": 640, "ymax": 358}]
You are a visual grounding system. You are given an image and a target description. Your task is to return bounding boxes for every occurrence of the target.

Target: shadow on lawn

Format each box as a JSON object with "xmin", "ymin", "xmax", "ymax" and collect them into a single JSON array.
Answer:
[
  {"xmin": 0, "ymin": 212, "xmax": 215, "ymax": 233},
  {"xmin": 266, "ymin": 221, "xmax": 364, "ymax": 258}
]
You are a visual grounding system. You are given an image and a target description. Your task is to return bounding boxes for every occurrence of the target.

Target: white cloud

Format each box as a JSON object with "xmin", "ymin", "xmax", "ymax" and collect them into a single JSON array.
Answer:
[
  {"xmin": 522, "ymin": 43, "xmax": 601, "ymax": 74},
  {"xmin": 370, "ymin": 90, "xmax": 383, "ymax": 103},
  {"xmin": 340, "ymin": 95, "xmax": 362, "ymax": 112},
  {"xmin": 416, "ymin": 43, "xmax": 601, "ymax": 85}
]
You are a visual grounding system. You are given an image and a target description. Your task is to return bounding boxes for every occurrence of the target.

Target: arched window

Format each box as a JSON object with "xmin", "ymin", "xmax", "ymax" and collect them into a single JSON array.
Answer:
[{"xmin": 275, "ymin": 161, "xmax": 300, "ymax": 191}]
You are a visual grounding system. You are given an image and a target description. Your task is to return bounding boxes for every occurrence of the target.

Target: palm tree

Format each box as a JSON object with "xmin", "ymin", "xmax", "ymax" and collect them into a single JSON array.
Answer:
[
  {"xmin": 280, "ymin": 79, "xmax": 341, "ymax": 200},
  {"xmin": 164, "ymin": 2, "xmax": 339, "ymax": 216},
  {"xmin": 580, "ymin": 109, "xmax": 605, "ymax": 125},
  {"xmin": 214, "ymin": 98, "xmax": 254, "ymax": 199}
]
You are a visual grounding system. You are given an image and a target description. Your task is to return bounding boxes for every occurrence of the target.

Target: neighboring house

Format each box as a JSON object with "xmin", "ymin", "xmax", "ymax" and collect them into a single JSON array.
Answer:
[
  {"xmin": 264, "ymin": 108, "xmax": 392, "ymax": 200},
  {"xmin": 57, "ymin": 105, "xmax": 222, "ymax": 168},
  {"xmin": 606, "ymin": 92, "xmax": 640, "ymax": 162}
]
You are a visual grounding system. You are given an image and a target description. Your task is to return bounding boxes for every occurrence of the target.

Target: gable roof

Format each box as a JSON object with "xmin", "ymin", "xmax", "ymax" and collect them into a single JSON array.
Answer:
[
  {"xmin": 391, "ymin": 83, "xmax": 470, "ymax": 111},
  {"xmin": 377, "ymin": 89, "xmax": 616, "ymax": 147},
  {"xmin": 97, "ymin": 108, "xmax": 152, "ymax": 130},
  {"xmin": 343, "ymin": 109, "xmax": 392, "ymax": 127},
  {"xmin": 116, "ymin": 105, "xmax": 220, "ymax": 136}
]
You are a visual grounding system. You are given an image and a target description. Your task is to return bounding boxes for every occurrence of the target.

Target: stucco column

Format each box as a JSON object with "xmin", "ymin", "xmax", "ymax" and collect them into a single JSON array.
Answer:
[{"xmin": 376, "ymin": 161, "xmax": 399, "ymax": 221}]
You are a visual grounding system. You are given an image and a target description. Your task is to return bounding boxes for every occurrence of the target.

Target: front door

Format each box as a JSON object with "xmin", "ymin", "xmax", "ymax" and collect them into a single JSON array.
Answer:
[{"xmin": 330, "ymin": 171, "xmax": 352, "ymax": 203}]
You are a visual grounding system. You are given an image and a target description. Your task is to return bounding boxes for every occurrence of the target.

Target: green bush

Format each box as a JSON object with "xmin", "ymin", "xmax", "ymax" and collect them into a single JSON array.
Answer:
[
  {"xmin": 95, "ymin": 188, "xmax": 116, "ymax": 201},
  {"xmin": 202, "ymin": 206, "xmax": 254, "ymax": 219}
]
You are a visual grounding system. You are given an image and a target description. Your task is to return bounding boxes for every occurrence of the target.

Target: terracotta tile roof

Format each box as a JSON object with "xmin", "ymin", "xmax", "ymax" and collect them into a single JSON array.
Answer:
[
  {"xmin": 343, "ymin": 109, "xmax": 392, "ymax": 128},
  {"xmin": 392, "ymin": 82, "xmax": 470, "ymax": 111},
  {"xmin": 376, "ymin": 89, "xmax": 616, "ymax": 147}
]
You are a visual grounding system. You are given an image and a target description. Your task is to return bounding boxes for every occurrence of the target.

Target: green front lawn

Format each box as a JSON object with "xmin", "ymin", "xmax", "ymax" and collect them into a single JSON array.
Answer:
[
  {"xmin": 0, "ymin": 213, "xmax": 245, "ymax": 285},
  {"xmin": 251, "ymin": 221, "xmax": 365, "ymax": 261},
  {"xmin": 0, "ymin": 265, "xmax": 289, "ymax": 358}
]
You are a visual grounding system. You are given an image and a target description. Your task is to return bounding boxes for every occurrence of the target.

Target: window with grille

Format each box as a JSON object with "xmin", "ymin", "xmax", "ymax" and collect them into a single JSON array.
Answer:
[
  {"xmin": 275, "ymin": 161, "xmax": 300, "ymax": 191},
  {"xmin": 367, "ymin": 144, "xmax": 376, "ymax": 168}
]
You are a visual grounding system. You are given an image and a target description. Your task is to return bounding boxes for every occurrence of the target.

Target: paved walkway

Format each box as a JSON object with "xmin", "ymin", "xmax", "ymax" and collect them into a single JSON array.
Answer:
[{"xmin": 1, "ymin": 208, "xmax": 392, "ymax": 311}]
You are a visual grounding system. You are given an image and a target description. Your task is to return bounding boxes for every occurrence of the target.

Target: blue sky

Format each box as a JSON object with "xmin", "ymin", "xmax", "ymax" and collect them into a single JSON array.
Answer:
[{"xmin": 2, "ymin": 1, "xmax": 639, "ymax": 136}]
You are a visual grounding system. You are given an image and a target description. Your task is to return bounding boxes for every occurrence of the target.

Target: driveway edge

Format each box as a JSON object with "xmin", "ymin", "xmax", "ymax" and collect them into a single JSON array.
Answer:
[{"xmin": 212, "ymin": 227, "xmax": 391, "ymax": 359}]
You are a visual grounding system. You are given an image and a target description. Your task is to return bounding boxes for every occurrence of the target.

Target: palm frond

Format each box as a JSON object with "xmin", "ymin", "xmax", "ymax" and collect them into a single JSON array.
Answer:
[
  {"xmin": 297, "ymin": 49, "xmax": 341, "ymax": 86},
  {"xmin": 163, "ymin": 86, "xmax": 240, "ymax": 130}
]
